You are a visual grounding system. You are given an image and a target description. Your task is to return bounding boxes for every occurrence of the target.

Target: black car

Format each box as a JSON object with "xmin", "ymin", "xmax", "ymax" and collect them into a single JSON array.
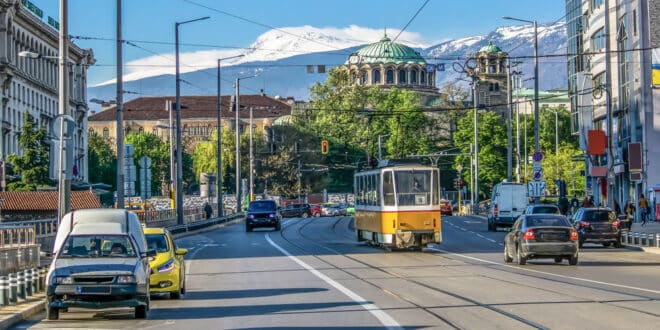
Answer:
[
  {"xmin": 504, "ymin": 214, "xmax": 579, "ymax": 265},
  {"xmin": 570, "ymin": 207, "xmax": 622, "ymax": 248},
  {"xmin": 246, "ymin": 200, "xmax": 281, "ymax": 232},
  {"xmin": 280, "ymin": 204, "xmax": 311, "ymax": 218},
  {"xmin": 523, "ymin": 204, "xmax": 561, "ymax": 215}
]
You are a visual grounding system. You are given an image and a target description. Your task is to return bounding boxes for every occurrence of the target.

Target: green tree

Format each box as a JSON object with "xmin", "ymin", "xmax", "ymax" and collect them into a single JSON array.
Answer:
[
  {"xmin": 88, "ymin": 132, "xmax": 116, "ymax": 191},
  {"xmin": 6, "ymin": 113, "xmax": 50, "ymax": 191},
  {"xmin": 124, "ymin": 132, "xmax": 172, "ymax": 196}
]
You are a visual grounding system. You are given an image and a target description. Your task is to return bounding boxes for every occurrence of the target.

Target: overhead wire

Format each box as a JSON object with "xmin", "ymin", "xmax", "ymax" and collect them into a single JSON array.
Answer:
[{"xmin": 392, "ymin": 0, "xmax": 430, "ymax": 43}]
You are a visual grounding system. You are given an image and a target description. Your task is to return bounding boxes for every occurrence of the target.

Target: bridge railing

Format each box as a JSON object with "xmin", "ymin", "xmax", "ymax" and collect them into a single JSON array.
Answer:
[{"xmin": 0, "ymin": 225, "xmax": 40, "ymax": 277}]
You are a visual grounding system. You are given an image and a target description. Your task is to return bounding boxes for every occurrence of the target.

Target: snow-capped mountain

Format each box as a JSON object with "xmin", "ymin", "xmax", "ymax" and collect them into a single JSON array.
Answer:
[{"xmin": 88, "ymin": 23, "xmax": 566, "ymax": 104}]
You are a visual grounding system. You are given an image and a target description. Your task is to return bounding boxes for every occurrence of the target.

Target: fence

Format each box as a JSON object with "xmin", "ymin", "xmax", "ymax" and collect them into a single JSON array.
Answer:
[{"xmin": 0, "ymin": 225, "xmax": 40, "ymax": 277}]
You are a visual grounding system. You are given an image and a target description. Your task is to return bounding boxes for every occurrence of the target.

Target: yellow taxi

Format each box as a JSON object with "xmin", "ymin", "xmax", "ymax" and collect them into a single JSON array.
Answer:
[{"xmin": 143, "ymin": 227, "xmax": 187, "ymax": 299}]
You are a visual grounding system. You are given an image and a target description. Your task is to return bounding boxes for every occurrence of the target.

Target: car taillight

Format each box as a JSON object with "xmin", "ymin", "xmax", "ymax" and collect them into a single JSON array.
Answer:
[
  {"xmin": 570, "ymin": 228, "xmax": 578, "ymax": 241},
  {"xmin": 578, "ymin": 221, "xmax": 589, "ymax": 228},
  {"xmin": 523, "ymin": 228, "xmax": 535, "ymax": 240}
]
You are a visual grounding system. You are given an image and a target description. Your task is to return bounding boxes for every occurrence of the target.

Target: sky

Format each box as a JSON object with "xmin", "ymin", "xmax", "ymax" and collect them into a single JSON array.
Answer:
[{"xmin": 27, "ymin": 0, "xmax": 566, "ymax": 87}]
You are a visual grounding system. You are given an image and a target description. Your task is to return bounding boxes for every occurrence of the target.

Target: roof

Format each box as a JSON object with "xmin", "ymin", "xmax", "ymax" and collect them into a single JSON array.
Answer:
[
  {"xmin": 88, "ymin": 95, "xmax": 291, "ymax": 122},
  {"xmin": 0, "ymin": 191, "xmax": 102, "ymax": 211},
  {"xmin": 478, "ymin": 40, "xmax": 504, "ymax": 53},
  {"xmin": 348, "ymin": 33, "xmax": 426, "ymax": 65}
]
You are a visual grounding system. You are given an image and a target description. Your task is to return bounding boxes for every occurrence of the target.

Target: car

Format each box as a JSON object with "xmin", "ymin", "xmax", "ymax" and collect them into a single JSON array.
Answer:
[
  {"xmin": 336, "ymin": 203, "xmax": 348, "ymax": 216},
  {"xmin": 488, "ymin": 182, "xmax": 528, "ymax": 231},
  {"xmin": 440, "ymin": 199, "xmax": 453, "ymax": 216},
  {"xmin": 320, "ymin": 203, "xmax": 339, "ymax": 216},
  {"xmin": 46, "ymin": 209, "xmax": 153, "ymax": 320},
  {"xmin": 144, "ymin": 227, "xmax": 187, "ymax": 299},
  {"xmin": 309, "ymin": 204, "xmax": 322, "ymax": 217},
  {"xmin": 280, "ymin": 203, "xmax": 311, "ymax": 218},
  {"xmin": 504, "ymin": 214, "xmax": 579, "ymax": 265},
  {"xmin": 246, "ymin": 200, "xmax": 281, "ymax": 232},
  {"xmin": 523, "ymin": 204, "xmax": 561, "ymax": 215},
  {"xmin": 570, "ymin": 207, "xmax": 622, "ymax": 248},
  {"xmin": 345, "ymin": 204, "xmax": 356, "ymax": 216}
]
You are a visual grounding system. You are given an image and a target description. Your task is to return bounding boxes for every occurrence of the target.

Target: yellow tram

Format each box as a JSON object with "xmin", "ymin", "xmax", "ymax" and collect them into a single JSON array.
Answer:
[{"xmin": 354, "ymin": 159, "xmax": 442, "ymax": 249}]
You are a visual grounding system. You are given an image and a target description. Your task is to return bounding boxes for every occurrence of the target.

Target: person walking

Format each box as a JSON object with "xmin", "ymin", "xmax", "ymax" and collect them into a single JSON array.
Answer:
[
  {"xmin": 570, "ymin": 194, "xmax": 580, "ymax": 215},
  {"xmin": 624, "ymin": 200, "xmax": 635, "ymax": 230},
  {"xmin": 638, "ymin": 194, "xmax": 648, "ymax": 226}
]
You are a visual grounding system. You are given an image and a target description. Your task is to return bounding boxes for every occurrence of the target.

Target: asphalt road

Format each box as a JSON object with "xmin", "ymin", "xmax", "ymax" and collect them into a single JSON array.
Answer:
[{"xmin": 12, "ymin": 215, "xmax": 660, "ymax": 329}]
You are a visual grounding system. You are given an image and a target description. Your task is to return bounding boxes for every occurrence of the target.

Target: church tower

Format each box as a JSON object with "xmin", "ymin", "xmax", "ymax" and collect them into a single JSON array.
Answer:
[{"xmin": 474, "ymin": 40, "xmax": 509, "ymax": 116}]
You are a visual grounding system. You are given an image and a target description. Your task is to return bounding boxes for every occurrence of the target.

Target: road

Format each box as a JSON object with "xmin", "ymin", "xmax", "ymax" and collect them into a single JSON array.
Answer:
[{"xmin": 13, "ymin": 215, "xmax": 660, "ymax": 329}]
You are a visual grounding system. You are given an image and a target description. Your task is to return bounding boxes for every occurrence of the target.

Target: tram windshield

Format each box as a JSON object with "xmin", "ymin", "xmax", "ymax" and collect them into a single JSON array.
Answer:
[{"xmin": 395, "ymin": 170, "xmax": 433, "ymax": 206}]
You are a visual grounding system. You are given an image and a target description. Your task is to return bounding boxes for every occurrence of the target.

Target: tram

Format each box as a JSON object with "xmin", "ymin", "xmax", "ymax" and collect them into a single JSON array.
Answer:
[{"xmin": 354, "ymin": 159, "xmax": 442, "ymax": 249}]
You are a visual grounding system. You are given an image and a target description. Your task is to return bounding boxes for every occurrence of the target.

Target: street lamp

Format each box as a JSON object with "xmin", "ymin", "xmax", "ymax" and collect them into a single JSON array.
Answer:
[
  {"xmin": 234, "ymin": 74, "xmax": 258, "ymax": 213},
  {"xmin": 217, "ymin": 54, "xmax": 244, "ymax": 217},
  {"xmin": 503, "ymin": 16, "xmax": 539, "ymax": 202},
  {"xmin": 175, "ymin": 16, "xmax": 210, "ymax": 225}
]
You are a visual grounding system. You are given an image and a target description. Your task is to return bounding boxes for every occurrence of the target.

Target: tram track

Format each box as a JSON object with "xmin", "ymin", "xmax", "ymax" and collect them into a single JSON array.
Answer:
[{"xmin": 276, "ymin": 217, "xmax": 548, "ymax": 329}]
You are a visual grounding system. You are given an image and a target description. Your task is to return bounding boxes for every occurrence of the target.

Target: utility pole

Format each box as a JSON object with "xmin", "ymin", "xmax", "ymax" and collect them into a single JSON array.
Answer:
[
  {"xmin": 506, "ymin": 57, "xmax": 513, "ymax": 182},
  {"xmin": 115, "ymin": 0, "xmax": 124, "ymax": 210},
  {"xmin": 235, "ymin": 79, "xmax": 241, "ymax": 213},
  {"xmin": 57, "ymin": 0, "xmax": 70, "ymax": 222},
  {"xmin": 604, "ymin": 0, "xmax": 613, "ymax": 208},
  {"xmin": 473, "ymin": 79, "xmax": 479, "ymax": 206}
]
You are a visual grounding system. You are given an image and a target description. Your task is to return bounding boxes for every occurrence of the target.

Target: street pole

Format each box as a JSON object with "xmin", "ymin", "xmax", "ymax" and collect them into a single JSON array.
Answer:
[
  {"xmin": 506, "ymin": 57, "xmax": 512, "ymax": 182},
  {"xmin": 604, "ymin": 0, "xmax": 613, "ymax": 207},
  {"xmin": 57, "ymin": 0, "xmax": 70, "ymax": 222},
  {"xmin": 235, "ymin": 78, "xmax": 241, "ymax": 213},
  {"xmin": 175, "ymin": 16, "xmax": 209, "ymax": 225},
  {"xmin": 115, "ymin": 0, "xmax": 124, "ymax": 211},
  {"xmin": 249, "ymin": 105, "xmax": 253, "ymax": 202},
  {"xmin": 168, "ymin": 100, "xmax": 174, "ymax": 208},
  {"xmin": 473, "ymin": 79, "xmax": 479, "ymax": 206}
]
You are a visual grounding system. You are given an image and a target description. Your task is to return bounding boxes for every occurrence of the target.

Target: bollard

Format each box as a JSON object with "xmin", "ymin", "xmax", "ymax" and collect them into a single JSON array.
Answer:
[
  {"xmin": 656, "ymin": 233, "xmax": 660, "ymax": 248},
  {"xmin": 0, "ymin": 276, "xmax": 8, "ymax": 306},
  {"xmin": 9, "ymin": 273, "xmax": 17, "ymax": 305},
  {"xmin": 31, "ymin": 268, "xmax": 38, "ymax": 294},
  {"xmin": 38, "ymin": 267, "xmax": 45, "ymax": 292},
  {"xmin": 633, "ymin": 232, "xmax": 639, "ymax": 245},
  {"xmin": 17, "ymin": 270, "xmax": 25, "ymax": 301},
  {"xmin": 25, "ymin": 269, "xmax": 32, "ymax": 297}
]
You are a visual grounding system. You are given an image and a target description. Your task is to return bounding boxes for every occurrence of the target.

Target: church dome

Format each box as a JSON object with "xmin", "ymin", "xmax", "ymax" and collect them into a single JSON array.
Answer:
[
  {"xmin": 478, "ymin": 40, "xmax": 503, "ymax": 53},
  {"xmin": 348, "ymin": 34, "xmax": 426, "ymax": 65}
]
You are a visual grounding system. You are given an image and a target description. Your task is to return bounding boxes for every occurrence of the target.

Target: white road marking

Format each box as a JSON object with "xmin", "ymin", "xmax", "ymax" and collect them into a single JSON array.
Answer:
[
  {"xmin": 476, "ymin": 234, "xmax": 486, "ymax": 239},
  {"xmin": 265, "ymin": 234, "xmax": 402, "ymax": 330},
  {"xmin": 426, "ymin": 246, "xmax": 660, "ymax": 295}
]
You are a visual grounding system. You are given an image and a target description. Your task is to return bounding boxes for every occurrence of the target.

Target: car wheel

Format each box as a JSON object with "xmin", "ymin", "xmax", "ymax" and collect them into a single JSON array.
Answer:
[
  {"xmin": 602, "ymin": 242, "xmax": 612, "ymax": 247},
  {"xmin": 614, "ymin": 239, "xmax": 622, "ymax": 248},
  {"xmin": 554, "ymin": 257, "xmax": 563, "ymax": 263},
  {"xmin": 246, "ymin": 223, "xmax": 252, "ymax": 232},
  {"xmin": 135, "ymin": 305, "xmax": 148, "ymax": 319},
  {"xmin": 568, "ymin": 255, "xmax": 578, "ymax": 265},
  {"xmin": 503, "ymin": 243, "xmax": 513, "ymax": 263},
  {"xmin": 47, "ymin": 306, "xmax": 59, "ymax": 320},
  {"xmin": 516, "ymin": 244, "xmax": 527, "ymax": 265},
  {"xmin": 302, "ymin": 212, "xmax": 309, "ymax": 218}
]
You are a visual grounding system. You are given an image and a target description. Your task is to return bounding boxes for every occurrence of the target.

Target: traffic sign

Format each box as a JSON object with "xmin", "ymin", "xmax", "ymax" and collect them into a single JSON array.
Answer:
[
  {"xmin": 533, "ymin": 169, "xmax": 543, "ymax": 181},
  {"xmin": 528, "ymin": 181, "xmax": 546, "ymax": 197},
  {"xmin": 533, "ymin": 151, "xmax": 543, "ymax": 162}
]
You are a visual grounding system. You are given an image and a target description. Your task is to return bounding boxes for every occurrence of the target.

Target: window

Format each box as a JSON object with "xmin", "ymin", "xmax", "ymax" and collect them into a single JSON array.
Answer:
[
  {"xmin": 88, "ymin": 128, "xmax": 94, "ymax": 135},
  {"xmin": 410, "ymin": 69, "xmax": 418, "ymax": 84},
  {"xmin": 398, "ymin": 70, "xmax": 406, "ymax": 84},
  {"xmin": 395, "ymin": 170, "xmax": 431, "ymax": 206},
  {"xmin": 103, "ymin": 127, "xmax": 109, "ymax": 138},
  {"xmin": 591, "ymin": 0, "xmax": 603, "ymax": 11},
  {"xmin": 138, "ymin": 127, "xmax": 144, "ymax": 133},
  {"xmin": 420, "ymin": 70, "xmax": 426, "ymax": 84},
  {"xmin": 372, "ymin": 69, "xmax": 381, "ymax": 84},
  {"xmin": 592, "ymin": 28, "xmax": 605, "ymax": 51},
  {"xmin": 383, "ymin": 171, "xmax": 395, "ymax": 206},
  {"xmin": 386, "ymin": 69, "xmax": 394, "ymax": 84}
]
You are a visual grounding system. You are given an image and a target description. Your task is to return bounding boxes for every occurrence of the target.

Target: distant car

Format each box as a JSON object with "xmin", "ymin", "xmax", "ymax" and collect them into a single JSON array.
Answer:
[
  {"xmin": 321, "ymin": 203, "xmax": 339, "ymax": 217},
  {"xmin": 280, "ymin": 203, "xmax": 311, "ymax": 218},
  {"xmin": 523, "ymin": 204, "xmax": 561, "ymax": 215},
  {"xmin": 570, "ymin": 208, "xmax": 622, "ymax": 248},
  {"xmin": 144, "ymin": 227, "xmax": 187, "ymax": 299},
  {"xmin": 246, "ymin": 200, "xmax": 281, "ymax": 232},
  {"xmin": 440, "ymin": 199, "xmax": 453, "ymax": 216},
  {"xmin": 336, "ymin": 204, "xmax": 348, "ymax": 216},
  {"xmin": 504, "ymin": 214, "xmax": 579, "ymax": 265},
  {"xmin": 345, "ymin": 204, "xmax": 355, "ymax": 216},
  {"xmin": 309, "ymin": 204, "xmax": 322, "ymax": 217}
]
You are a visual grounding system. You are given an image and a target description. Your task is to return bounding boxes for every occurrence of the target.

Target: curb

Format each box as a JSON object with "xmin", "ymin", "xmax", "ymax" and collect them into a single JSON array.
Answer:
[{"xmin": 0, "ymin": 297, "xmax": 46, "ymax": 330}]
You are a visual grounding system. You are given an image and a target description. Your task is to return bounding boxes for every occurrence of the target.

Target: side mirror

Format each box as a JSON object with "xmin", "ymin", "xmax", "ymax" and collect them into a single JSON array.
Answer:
[
  {"xmin": 175, "ymin": 248, "xmax": 188, "ymax": 256},
  {"xmin": 146, "ymin": 249, "xmax": 157, "ymax": 257}
]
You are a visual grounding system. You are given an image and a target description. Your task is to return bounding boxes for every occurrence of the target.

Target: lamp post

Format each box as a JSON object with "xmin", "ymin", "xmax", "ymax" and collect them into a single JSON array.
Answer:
[
  {"xmin": 217, "ymin": 55, "xmax": 243, "ymax": 217},
  {"xmin": 175, "ymin": 16, "xmax": 209, "ymax": 225},
  {"xmin": 235, "ymin": 74, "xmax": 257, "ymax": 213},
  {"xmin": 503, "ymin": 16, "xmax": 539, "ymax": 202}
]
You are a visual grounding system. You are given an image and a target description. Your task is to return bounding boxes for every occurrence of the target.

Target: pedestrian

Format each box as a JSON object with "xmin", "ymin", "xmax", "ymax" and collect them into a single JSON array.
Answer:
[
  {"xmin": 204, "ymin": 202, "xmax": 213, "ymax": 219},
  {"xmin": 557, "ymin": 196, "xmax": 569, "ymax": 216},
  {"xmin": 570, "ymin": 194, "xmax": 579, "ymax": 215},
  {"xmin": 638, "ymin": 194, "xmax": 648, "ymax": 226},
  {"xmin": 588, "ymin": 195, "xmax": 595, "ymax": 207},
  {"xmin": 624, "ymin": 200, "xmax": 635, "ymax": 230}
]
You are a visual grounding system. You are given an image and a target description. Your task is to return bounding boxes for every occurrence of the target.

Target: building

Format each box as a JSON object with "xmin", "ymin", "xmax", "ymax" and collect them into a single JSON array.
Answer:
[
  {"xmin": 0, "ymin": 190, "xmax": 101, "ymax": 221},
  {"xmin": 87, "ymin": 95, "xmax": 292, "ymax": 152},
  {"xmin": 566, "ymin": 0, "xmax": 658, "ymax": 209},
  {"xmin": 513, "ymin": 88, "xmax": 570, "ymax": 114},
  {"xmin": 0, "ymin": 0, "xmax": 95, "ymax": 189},
  {"xmin": 474, "ymin": 41, "xmax": 510, "ymax": 116}
]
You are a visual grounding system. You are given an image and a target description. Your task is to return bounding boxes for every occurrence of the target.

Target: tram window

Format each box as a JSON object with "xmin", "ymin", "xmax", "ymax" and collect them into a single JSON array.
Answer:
[
  {"xmin": 395, "ymin": 170, "xmax": 431, "ymax": 206},
  {"xmin": 375, "ymin": 174, "xmax": 381, "ymax": 205},
  {"xmin": 432, "ymin": 170, "xmax": 439, "ymax": 205},
  {"xmin": 383, "ymin": 171, "xmax": 395, "ymax": 206}
]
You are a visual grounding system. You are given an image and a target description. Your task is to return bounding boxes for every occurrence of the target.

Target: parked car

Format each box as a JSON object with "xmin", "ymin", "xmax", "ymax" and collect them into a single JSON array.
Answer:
[
  {"xmin": 280, "ymin": 203, "xmax": 311, "ymax": 218},
  {"xmin": 46, "ymin": 209, "xmax": 154, "ymax": 320},
  {"xmin": 336, "ymin": 203, "xmax": 348, "ymax": 216},
  {"xmin": 440, "ymin": 199, "xmax": 453, "ymax": 216},
  {"xmin": 309, "ymin": 204, "xmax": 322, "ymax": 217},
  {"xmin": 570, "ymin": 207, "xmax": 622, "ymax": 248},
  {"xmin": 523, "ymin": 204, "xmax": 561, "ymax": 215},
  {"xmin": 504, "ymin": 214, "xmax": 579, "ymax": 265},
  {"xmin": 144, "ymin": 227, "xmax": 187, "ymax": 299},
  {"xmin": 488, "ymin": 182, "xmax": 528, "ymax": 231},
  {"xmin": 246, "ymin": 200, "xmax": 281, "ymax": 232},
  {"xmin": 321, "ymin": 203, "xmax": 339, "ymax": 216}
]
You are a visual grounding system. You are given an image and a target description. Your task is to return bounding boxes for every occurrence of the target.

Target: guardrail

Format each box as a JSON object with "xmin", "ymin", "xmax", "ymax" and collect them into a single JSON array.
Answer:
[{"xmin": 621, "ymin": 231, "xmax": 660, "ymax": 248}]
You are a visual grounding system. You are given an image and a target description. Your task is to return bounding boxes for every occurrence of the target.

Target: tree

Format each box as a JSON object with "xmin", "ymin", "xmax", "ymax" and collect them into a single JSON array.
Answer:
[
  {"xmin": 6, "ymin": 113, "xmax": 50, "ymax": 191},
  {"xmin": 124, "ymin": 132, "xmax": 172, "ymax": 196},
  {"xmin": 88, "ymin": 132, "xmax": 116, "ymax": 189}
]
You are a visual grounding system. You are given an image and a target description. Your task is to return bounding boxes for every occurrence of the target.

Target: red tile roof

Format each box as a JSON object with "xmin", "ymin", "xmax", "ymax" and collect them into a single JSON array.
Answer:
[
  {"xmin": 88, "ymin": 95, "xmax": 291, "ymax": 122},
  {"xmin": 0, "ymin": 191, "xmax": 102, "ymax": 211}
]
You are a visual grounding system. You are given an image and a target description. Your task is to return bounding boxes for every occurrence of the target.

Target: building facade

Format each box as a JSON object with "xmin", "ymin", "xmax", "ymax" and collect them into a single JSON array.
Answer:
[
  {"xmin": 566, "ymin": 0, "xmax": 658, "ymax": 209},
  {"xmin": 0, "ymin": 0, "xmax": 95, "ymax": 189},
  {"xmin": 474, "ymin": 41, "xmax": 510, "ymax": 116},
  {"xmin": 88, "ymin": 95, "xmax": 292, "ymax": 153}
]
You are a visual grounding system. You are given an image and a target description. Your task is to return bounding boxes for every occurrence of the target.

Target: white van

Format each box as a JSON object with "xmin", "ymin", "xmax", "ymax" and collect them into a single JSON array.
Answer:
[
  {"xmin": 487, "ymin": 182, "xmax": 528, "ymax": 231},
  {"xmin": 46, "ymin": 209, "xmax": 153, "ymax": 320}
]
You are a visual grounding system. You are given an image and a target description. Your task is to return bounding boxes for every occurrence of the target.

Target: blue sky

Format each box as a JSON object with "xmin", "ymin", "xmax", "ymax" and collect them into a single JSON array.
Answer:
[{"xmin": 28, "ymin": 0, "xmax": 565, "ymax": 86}]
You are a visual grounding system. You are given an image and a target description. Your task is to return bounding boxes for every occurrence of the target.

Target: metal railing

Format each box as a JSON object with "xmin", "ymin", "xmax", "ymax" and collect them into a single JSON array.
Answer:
[
  {"xmin": 0, "ymin": 225, "xmax": 41, "ymax": 277},
  {"xmin": 0, "ymin": 225, "xmax": 36, "ymax": 248}
]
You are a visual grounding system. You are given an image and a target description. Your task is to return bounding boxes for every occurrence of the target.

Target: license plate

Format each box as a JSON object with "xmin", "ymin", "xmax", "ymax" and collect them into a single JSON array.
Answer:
[{"xmin": 77, "ymin": 286, "xmax": 111, "ymax": 295}]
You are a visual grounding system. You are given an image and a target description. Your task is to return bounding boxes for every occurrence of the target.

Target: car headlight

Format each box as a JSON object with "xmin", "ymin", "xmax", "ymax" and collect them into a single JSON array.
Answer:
[
  {"xmin": 248, "ymin": 214, "xmax": 255, "ymax": 219},
  {"xmin": 116, "ymin": 275, "xmax": 136, "ymax": 284},
  {"xmin": 53, "ymin": 276, "xmax": 73, "ymax": 285},
  {"xmin": 269, "ymin": 213, "xmax": 276, "ymax": 218},
  {"xmin": 157, "ymin": 258, "xmax": 175, "ymax": 273}
]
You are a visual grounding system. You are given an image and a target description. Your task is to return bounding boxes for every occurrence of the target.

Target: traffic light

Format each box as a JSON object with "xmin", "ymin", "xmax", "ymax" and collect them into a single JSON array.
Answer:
[{"xmin": 321, "ymin": 140, "xmax": 328, "ymax": 154}]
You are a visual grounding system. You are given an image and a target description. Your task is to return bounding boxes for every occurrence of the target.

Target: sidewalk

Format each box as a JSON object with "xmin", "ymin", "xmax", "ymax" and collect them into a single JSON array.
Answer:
[{"xmin": 0, "ymin": 293, "xmax": 46, "ymax": 330}]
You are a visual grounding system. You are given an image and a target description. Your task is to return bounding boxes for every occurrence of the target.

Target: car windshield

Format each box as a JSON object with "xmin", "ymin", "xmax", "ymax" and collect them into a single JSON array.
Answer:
[
  {"xmin": 146, "ymin": 234, "xmax": 170, "ymax": 253},
  {"xmin": 527, "ymin": 217, "xmax": 571, "ymax": 227},
  {"xmin": 248, "ymin": 200, "xmax": 277, "ymax": 212},
  {"xmin": 584, "ymin": 210, "xmax": 616, "ymax": 222},
  {"xmin": 532, "ymin": 206, "xmax": 559, "ymax": 214},
  {"xmin": 60, "ymin": 235, "xmax": 136, "ymax": 258}
]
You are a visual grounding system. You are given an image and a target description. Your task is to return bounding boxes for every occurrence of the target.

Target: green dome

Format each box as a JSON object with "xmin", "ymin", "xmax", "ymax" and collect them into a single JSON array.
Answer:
[
  {"xmin": 479, "ymin": 40, "xmax": 503, "ymax": 53},
  {"xmin": 348, "ymin": 34, "xmax": 426, "ymax": 65}
]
